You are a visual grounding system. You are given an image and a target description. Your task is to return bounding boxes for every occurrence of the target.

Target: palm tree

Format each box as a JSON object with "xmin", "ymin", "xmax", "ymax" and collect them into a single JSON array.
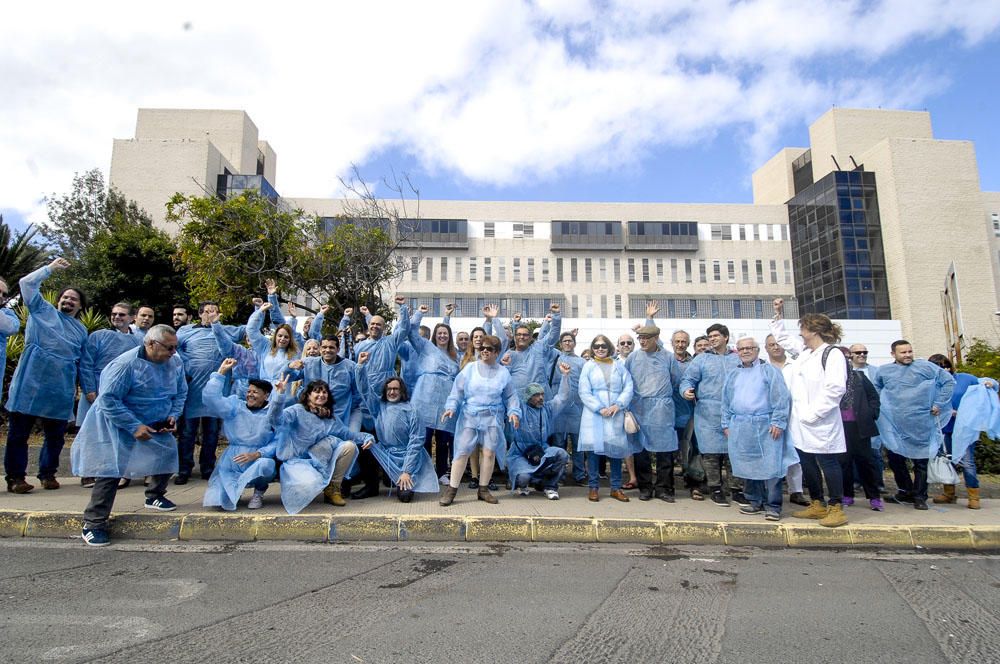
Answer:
[{"xmin": 0, "ymin": 215, "xmax": 50, "ymax": 294}]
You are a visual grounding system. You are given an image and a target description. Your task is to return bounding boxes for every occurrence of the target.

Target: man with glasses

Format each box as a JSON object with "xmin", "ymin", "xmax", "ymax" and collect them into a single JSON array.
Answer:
[
  {"xmin": 763, "ymin": 334, "xmax": 809, "ymax": 507},
  {"xmin": 722, "ymin": 338, "xmax": 794, "ymax": 521},
  {"xmin": 679, "ymin": 323, "xmax": 745, "ymax": 507},
  {"xmin": 74, "ymin": 325, "xmax": 187, "ymax": 546},
  {"xmin": 0, "ymin": 277, "xmax": 21, "ymax": 396},
  {"xmin": 77, "ymin": 302, "xmax": 144, "ymax": 487},
  {"xmin": 551, "ymin": 331, "xmax": 587, "ymax": 484},
  {"xmin": 848, "ymin": 343, "xmax": 885, "ymax": 490},
  {"xmin": 5, "ymin": 258, "xmax": 88, "ymax": 494},
  {"xmin": 502, "ymin": 303, "xmax": 562, "ymax": 399},
  {"xmin": 617, "ymin": 334, "xmax": 635, "ymax": 359}
]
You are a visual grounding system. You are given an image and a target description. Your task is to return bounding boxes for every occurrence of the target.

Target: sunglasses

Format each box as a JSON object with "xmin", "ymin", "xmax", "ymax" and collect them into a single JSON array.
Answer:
[
  {"xmin": 481, "ymin": 346, "xmax": 497, "ymax": 353},
  {"xmin": 618, "ymin": 341, "xmax": 634, "ymax": 346},
  {"xmin": 852, "ymin": 351, "xmax": 868, "ymax": 355},
  {"xmin": 151, "ymin": 339, "xmax": 178, "ymax": 352},
  {"xmin": 592, "ymin": 344, "xmax": 611, "ymax": 350}
]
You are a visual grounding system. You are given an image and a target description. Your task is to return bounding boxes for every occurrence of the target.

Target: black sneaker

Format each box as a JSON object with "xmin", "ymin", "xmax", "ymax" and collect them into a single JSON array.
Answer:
[
  {"xmin": 639, "ymin": 490, "xmax": 653, "ymax": 501},
  {"xmin": 739, "ymin": 504, "xmax": 763, "ymax": 515},
  {"xmin": 488, "ymin": 481, "xmax": 498, "ymax": 492},
  {"xmin": 885, "ymin": 491, "xmax": 914, "ymax": 505},
  {"xmin": 731, "ymin": 491, "xmax": 751, "ymax": 507},
  {"xmin": 711, "ymin": 490, "xmax": 730, "ymax": 507},
  {"xmin": 467, "ymin": 478, "xmax": 479, "ymax": 490},
  {"xmin": 913, "ymin": 499, "xmax": 929, "ymax": 510},
  {"xmin": 174, "ymin": 474, "xmax": 190, "ymax": 486},
  {"xmin": 81, "ymin": 528, "xmax": 110, "ymax": 547},
  {"xmin": 145, "ymin": 496, "xmax": 177, "ymax": 511},
  {"xmin": 657, "ymin": 492, "xmax": 676, "ymax": 503}
]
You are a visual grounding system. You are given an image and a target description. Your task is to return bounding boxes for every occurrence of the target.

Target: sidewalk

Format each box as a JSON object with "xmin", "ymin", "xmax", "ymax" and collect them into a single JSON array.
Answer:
[{"xmin": 2, "ymin": 477, "xmax": 997, "ymax": 550}]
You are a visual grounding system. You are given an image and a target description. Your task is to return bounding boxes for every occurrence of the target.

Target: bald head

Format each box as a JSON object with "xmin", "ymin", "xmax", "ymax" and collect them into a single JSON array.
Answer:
[{"xmin": 368, "ymin": 315, "xmax": 386, "ymax": 339}]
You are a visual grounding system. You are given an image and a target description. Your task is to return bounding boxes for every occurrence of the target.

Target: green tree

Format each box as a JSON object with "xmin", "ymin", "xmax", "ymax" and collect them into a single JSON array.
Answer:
[{"xmin": 0, "ymin": 216, "xmax": 50, "ymax": 294}]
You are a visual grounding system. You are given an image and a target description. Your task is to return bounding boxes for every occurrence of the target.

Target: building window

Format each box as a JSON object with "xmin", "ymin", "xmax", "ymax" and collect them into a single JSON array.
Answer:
[
  {"xmin": 440, "ymin": 257, "xmax": 448, "ymax": 281},
  {"xmin": 784, "ymin": 259, "xmax": 792, "ymax": 284},
  {"xmin": 698, "ymin": 259, "xmax": 707, "ymax": 283},
  {"xmin": 770, "ymin": 259, "xmax": 778, "ymax": 284},
  {"xmin": 641, "ymin": 258, "xmax": 649, "ymax": 283},
  {"xmin": 523, "ymin": 223, "xmax": 534, "ymax": 238},
  {"xmin": 670, "ymin": 258, "xmax": 678, "ymax": 283},
  {"xmin": 469, "ymin": 257, "xmax": 477, "ymax": 281},
  {"xmin": 628, "ymin": 258, "xmax": 636, "ymax": 283},
  {"xmin": 527, "ymin": 258, "xmax": 535, "ymax": 281},
  {"xmin": 571, "ymin": 295, "xmax": 579, "ymax": 317},
  {"xmin": 656, "ymin": 258, "xmax": 664, "ymax": 283},
  {"xmin": 542, "ymin": 258, "xmax": 549, "ymax": 282},
  {"xmin": 455, "ymin": 257, "xmax": 462, "ymax": 282},
  {"xmin": 571, "ymin": 258, "xmax": 579, "ymax": 282},
  {"xmin": 410, "ymin": 256, "xmax": 419, "ymax": 281},
  {"xmin": 498, "ymin": 257, "xmax": 506, "ymax": 282},
  {"xmin": 599, "ymin": 258, "xmax": 607, "ymax": 282},
  {"xmin": 613, "ymin": 259, "xmax": 621, "ymax": 283},
  {"xmin": 513, "ymin": 257, "xmax": 520, "ymax": 282},
  {"xmin": 556, "ymin": 258, "xmax": 564, "ymax": 282},
  {"xmin": 755, "ymin": 259, "xmax": 764, "ymax": 284},
  {"xmin": 614, "ymin": 294, "xmax": 622, "ymax": 317},
  {"xmin": 712, "ymin": 260, "xmax": 721, "ymax": 282},
  {"xmin": 600, "ymin": 294, "xmax": 607, "ymax": 317},
  {"xmin": 741, "ymin": 259, "xmax": 749, "ymax": 284},
  {"xmin": 710, "ymin": 224, "xmax": 732, "ymax": 240},
  {"xmin": 727, "ymin": 260, "xmax": 735, "ymax": 283},
  {"xmin": 739, "ymin": 225, "xmax": 747, "ymax": 241},
  {"xmin": 684, "ymin": 259, "xmax": 693, "ymax": 283},
  {"xmin": 585, "ymin": 258, "xmax": 593, "ymax": 283},
  {"xmin": 484, "ymin": 257, "xmax": 492, "ymax": 282},
  {"xmin": 425, "ymin": 259, "xmax": 433, "ymax": 281},
  {"xmin": 585, "ymin": 294, "xmax": 593, "ymax": 316},
  {"xmin": 484, "ymin": 222, "xmax": 495, "ymax": 238},
  {"xmin": 993, "ymin": 213, "xmax": 1000, "ymax": 237}
]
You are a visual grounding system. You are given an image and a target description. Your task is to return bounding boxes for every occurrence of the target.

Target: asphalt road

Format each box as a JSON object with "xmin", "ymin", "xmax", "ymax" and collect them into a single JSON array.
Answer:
[{"xmin": 1, "ymin": 540, "xmax": 998, "ymax": 663}]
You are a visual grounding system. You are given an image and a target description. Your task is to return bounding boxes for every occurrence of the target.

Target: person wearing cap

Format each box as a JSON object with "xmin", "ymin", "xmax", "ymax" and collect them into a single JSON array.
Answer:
[
  {"xmin": 550, "ymin": 331, "xmax": 587, "ymax": 484},
  {"xmin": 625, "ymin": 323, "xmax": 684, "ymax": 502},
  {"xmin": 507, "ymin": 364, "xmax": 573, "ymax": 500}
]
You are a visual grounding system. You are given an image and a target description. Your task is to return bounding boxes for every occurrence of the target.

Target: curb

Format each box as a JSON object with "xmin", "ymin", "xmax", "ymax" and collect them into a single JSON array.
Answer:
[{"xmin": 2, "ymin": 509, "xmax": 996, "ymax": 550}]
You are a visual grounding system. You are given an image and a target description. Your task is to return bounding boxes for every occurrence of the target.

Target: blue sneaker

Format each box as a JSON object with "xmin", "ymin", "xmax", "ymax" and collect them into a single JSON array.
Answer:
[
  {"xmin": 144, "ymin": 496, "xmax": 177, "ymax": 511},
  {"xmin": 81, "ymin": 528, "xmax": 110, "ymax": 547}
]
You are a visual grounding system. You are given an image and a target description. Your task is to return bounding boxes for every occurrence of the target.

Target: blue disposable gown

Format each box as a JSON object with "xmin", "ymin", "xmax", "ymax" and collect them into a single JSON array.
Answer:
[
  {"xmin": 405, "ymin": 317, "xmax": 460, "ymax": 433},
  {"xmin": 201, "ymin": 372, "xmax": 277, "ymax": 510},
  {"xmin": 678, "ymin": 350, "xmax": 741, "ymax": 454},
  {"xmin": 578, "ymin": 359, "xmax": 634, "ymax": 459},
  {"xmin": 355, "ymin": 366, "xmax": 437, "ymax": 493},
  {"xmin": 6, "ymin": 265, "xmax": 88, "ymax": 419},
  {"xmin": 76, "ymin": 329, "xmax": 142, "ymax": 425},
  {"xmin": 624, "ymin": 348, "xmax": 684, "ymax": 452},
  {"xmin": 212, "ymin": 321, "xmax": 258, "ymax": 400},
  {"xmin": 70, "ymin": 345, "xmax": 187, "ymax": 478},
  {"xmin": 874, "ymin": 360, "xmax": 955, "ymax": 460},
  {"xmin": 507, "ymin": 376, "xmax": 571, "ymax": 481},
  {"xmin": 950, "ymin": 378, "xmax": 998, "ymax": 463},
  {"xmin": 247, "ymin": 306, "xmax": 297, "ymax": 385},
  {"xmin": 502, "ymin": 314, "xmax": 561, "ymax": 399},
  {"xmin": 177, "ymin": 321, "xmax": 246, "ymax": 418},
  {"xmin": 444, "ymin": 361, "xmax": 522, "ymax": 467},
  {"xmin": 0, "ymin": 308, "xmax": 21, "ymax": 389},
  {"xmin": 284, "ymin": 355, "xmax": 360, "ymax": 427},
  {"xmin": 673, "ymin": 355, "xmax": 694, "ymax": 428},
  {"xmin": 551, "ymin": 352, "xmax": 585, "ymax": 436},
  {"xmin": 270, "ymin": 395, "xmax": 373, "ymax": 514},
  {"xmin": 353, "ymin": 305, "xmax": 411, "ymax": 420},
  {"xmin": 721, "ymin": 361, "xmax": 796, "ymax": 480}
]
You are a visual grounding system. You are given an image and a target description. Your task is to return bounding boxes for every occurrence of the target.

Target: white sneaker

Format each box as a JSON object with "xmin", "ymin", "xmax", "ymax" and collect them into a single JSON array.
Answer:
[
  {"xmin": 439, "ymin": 474, "xmax": 450, "ymax": 486},
  {"xmin": 518, "ymin": 487, "xmax": 532, "ymax": 496},
  {"xmin": 248, "ymin": 490, "xmax": 265, "ymax": 509},
  {"xmin": 544, "ymin": 489, "xmax": 560, "ymax": 500}
]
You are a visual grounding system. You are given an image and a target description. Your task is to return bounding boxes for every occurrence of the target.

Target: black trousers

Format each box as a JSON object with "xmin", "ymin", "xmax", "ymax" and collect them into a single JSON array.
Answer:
[
  {"xmin": 83, "ymin": 474, "xmax": 170, "ymax": 529},
  {"xmin": 840, "ymin": 421, "xmax": 881, "ymax": 499},
  {"xmin": 634, "ymin": 450, "xmax": 675, "ymax": 495},
  {"xmin": 886, "ymin": 450, "xmax": 929, "ymax": 502}
]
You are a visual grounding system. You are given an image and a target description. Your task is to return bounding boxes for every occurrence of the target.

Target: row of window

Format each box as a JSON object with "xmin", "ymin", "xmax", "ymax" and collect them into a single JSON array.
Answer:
[
  {"xmin": 404, "ymin": 256, "xmax": 793, "ymax": 286},
  {"xmin": 709, "ymin": 224, "xmax": 789, "ymax": 242}
]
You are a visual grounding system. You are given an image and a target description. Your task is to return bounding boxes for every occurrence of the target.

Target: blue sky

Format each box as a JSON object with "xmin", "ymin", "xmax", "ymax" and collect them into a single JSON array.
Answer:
[{"xmin": 2, "ymin": 1, "xmax": 999, "ymax": 231}]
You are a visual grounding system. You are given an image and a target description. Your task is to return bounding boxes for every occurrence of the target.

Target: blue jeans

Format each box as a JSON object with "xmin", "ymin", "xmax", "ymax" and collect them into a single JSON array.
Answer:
[
  {"xmin": 517, "ymin": 447, "xmax": 569, "ymax": 490},
  {"xmin": 944, "ymin": 432, "xmax": 979, "ymax": 489},
  {"xmin": 588, "ymin": 453, "xmax": 622, "ymax": 490},
  {"xmin": 178, "ymin": 416, "xmax": 221, "ymax": 477},
  {"xmin": 799, "ymin": 449, "xmax": 845, "ymax": 505},
  {"xmin": 745, "ymin": 477, "xmax": 784, "ymax": 514},
  {"xmin": 4, "ymin": 412, "xmax": 68, "ymax": 480},
  {"xmin": 557, "ymin": 433, "xmax": 587, "ymax": 482}
]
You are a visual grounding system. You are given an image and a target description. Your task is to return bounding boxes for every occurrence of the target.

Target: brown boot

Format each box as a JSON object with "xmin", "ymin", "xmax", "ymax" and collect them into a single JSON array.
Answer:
[
  {"xmin": 439, "ymin": 485, "xmax": 458, "ymax": 506},
  {"xmin": 967, "ymin": 487, "xmax": 981, "ymax": 510},
  {"xmin": 6, "ymin": 478, "xmax": 33, "ymax": 494},
  {"xmin": 610, "ymin": 489, "xmax": 630, "ymax": 502},
  {"xmin": 932, "ymin": 484, "xmax": 957, "ymax": 504},
  {"xmin": 792, "ymin": 500, "xmax": 828, "ymax": 519},
  {"xmin": 477, "ymin": 485, "xmax": 499, "ymax": 504},
  {"xmin": 39, "ymin": 477, "xmax": 60, "ymax": 490},
  {"xmin": 588, "ymin": 489, "xmax": 599, "ymax": 502},
  {"xmin": 818, "ymin": 502, "xmax": 848, "ymax": 528},
  {"xmin": 323, "ymin": 482, "xmax": 346, "ymax": 507}
]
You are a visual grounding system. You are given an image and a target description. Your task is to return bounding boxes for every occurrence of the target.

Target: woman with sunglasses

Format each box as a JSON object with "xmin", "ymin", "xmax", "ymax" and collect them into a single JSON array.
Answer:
[
  {"xmin": 439, "ymin": 335, "xmax": 522, "ymax": 505},
  {"xmin": 578, "ymin": 335, "xmax": 635, "ymax": 501}
]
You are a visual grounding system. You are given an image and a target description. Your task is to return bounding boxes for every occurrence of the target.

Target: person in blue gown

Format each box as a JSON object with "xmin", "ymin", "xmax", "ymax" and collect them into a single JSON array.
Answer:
[{"xmin": 507, "ymin": 363, "xmax": 573, "ymax": 500}]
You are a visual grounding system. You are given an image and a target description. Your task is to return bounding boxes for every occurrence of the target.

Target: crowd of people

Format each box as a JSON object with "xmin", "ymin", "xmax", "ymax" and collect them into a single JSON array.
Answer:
[{"xmin": 0, "ymin": 259, "xmax": 995, "ymax": 547}]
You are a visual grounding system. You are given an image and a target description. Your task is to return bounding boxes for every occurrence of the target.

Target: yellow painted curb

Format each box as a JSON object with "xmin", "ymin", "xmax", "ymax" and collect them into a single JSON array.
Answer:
[
  {"xmin": 0, "ymin": 510, "xmax": 29, "ymax": 537},
  {"xmin": 597, "ymin": 518, "xmax": 661, "ymax": 544},
  {"xmin": 848, "ymin": 525, "xmax": 913, "ymax": 548},
  {"xmin": 465, "ymin": 516, "xmax": 533, "ymax": 542},
  {"xmin": 783, "ymin": 524, "xmax": 853, "ymax": 548},
  {"xmin": 179, "ymin": 514, "xmax": 257, "ymax": 541},
  {"xmin": 723, "ymin": 522, "xmax": 785, "ymax": 547},
  {"xmin": 255, "ymin": 515, "xmax": 330, "ymax": 541},
  {"xmin": 971, "ymin": 526, "xmax": 1000, "ymax": 551},
  {"xmin": 109, "ymin": 514, "xmax": 182, "ymax": 540},
  {"xmin": 908, "ymin": 526, "xmax": 975, "ymax": 550},
  {"xmin": 330, "ymin": 515, "xmax": 399, "ymax": 541},
  {"xmin": 661, "ymin": 520, "xmax": 726, "ymax": 545},
  {"xmin": 24, "ymin": 512, "xmax": 83, "ymax": 538},
  {"xmin": 533, "ymin": 517, "xmax": 597, "ymax": 543},
  {"xmin": 399, "ymin": 516, "xmax": 465, "ymax": 541}
]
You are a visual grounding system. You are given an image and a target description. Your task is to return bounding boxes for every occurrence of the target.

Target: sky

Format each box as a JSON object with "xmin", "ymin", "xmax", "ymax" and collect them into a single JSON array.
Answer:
[{"xmin": 3, "ymin": 0, "xmax": 1000, "ymax": 231}]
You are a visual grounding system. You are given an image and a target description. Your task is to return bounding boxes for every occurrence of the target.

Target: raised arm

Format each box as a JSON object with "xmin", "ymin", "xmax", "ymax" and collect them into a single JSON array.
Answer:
[
  {"xmin": 353, "ymin": 353, "xmax": 382, "ymax": 418},
  {"xmin": 246, "ymin": 304, "xmax": 270, "ymax": 357}
]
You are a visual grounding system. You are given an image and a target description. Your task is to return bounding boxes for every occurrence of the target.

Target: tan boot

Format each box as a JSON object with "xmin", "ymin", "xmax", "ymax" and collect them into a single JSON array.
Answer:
[
  {"xmin": 791, "ymin": 500, "xmax": 828, "ymax": 520},
  {"xmin": 932, "ymin": 484, "xmax": 957, "ymax": 504},
  {"xmin": 439, "ymin": 485, "xmax": 458, "ymax": 507},
  {"xmin": 819, "ymin": 502, "xmax": 848, "ymax": 528},
  {"xmin": 967, "ymin": 487, "xmax": 981, "ymax": 510},
  {"xmin": 477, "ymin": 485, "xmax": 498, "ymax": 504},
  {"xmin": 323, "ymin": 482, "xmax": 346, "ymax": 507}
]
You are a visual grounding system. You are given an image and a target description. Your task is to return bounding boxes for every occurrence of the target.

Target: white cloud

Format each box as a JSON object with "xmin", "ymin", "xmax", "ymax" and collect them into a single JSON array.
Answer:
[{"xmin": 1, "ymin": 0, "xmax": 998, "ymax": 225}]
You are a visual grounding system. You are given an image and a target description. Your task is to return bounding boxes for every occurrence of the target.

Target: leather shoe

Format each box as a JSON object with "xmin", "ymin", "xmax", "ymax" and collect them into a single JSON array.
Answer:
[
  {"xmin": 39, "ymin": 477, "xmax": 60, "ymax": 490},
  {"xmin": 789, "ymin": 492, "xmax": 810, "ymax": 506},
  {"xmin": 638, "ymin": 490, "xmax": 653, "ymax": 501},
  {"xmin": 174, "ymin": 474, "xmax": 189, "ymax": 485},
  {"xmin": 610, "ymin": 489, "xmax": 630, "ymax": 502},
  {"xmin": 588, "ymin": 489, "xmax": 599, "ymax": 502},
  {"xmin": 6, "ymin": 478, "xmax": 33, "ymax": 494},
  {"xmin": 350, "ymin": 485, "xmax": 379, "ymax": 500},
  {"xmin": 657, "ymin": 492, "xmax": 676, "ymax": 503}
]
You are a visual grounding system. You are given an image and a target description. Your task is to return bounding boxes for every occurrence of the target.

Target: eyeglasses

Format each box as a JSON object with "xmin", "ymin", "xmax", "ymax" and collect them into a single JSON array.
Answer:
[
  {"xmin": 636, "ymin": 335, "xmax": 654, "ymax": 341},
  {"xmin": 110, "ymin": 312, "xmax": 130, "ymax": 317},
  {"xmin": 515, "ymin": 332, "xmax": 531, "ymax": 338},
  {"xmin": 852, "ymin": 351, "xmax": 868, "ymax": 355},
  {"xmin": 618, "ymin": 341, "xmax": 633, "ymax": 346},
  {"xmin": 737, "ymin": 346, "xmax": 758, "ymax": 352},
  {"xmin": 480, "ymin": 346, "xmax": 497, "ymax": 353},
  {"xmin": 151, "ymin": 339, "xmax": 178, "ymax": 352},
  {"xmin": 593, "ymin": 344, "xmax": 611, "ymax": 350}
]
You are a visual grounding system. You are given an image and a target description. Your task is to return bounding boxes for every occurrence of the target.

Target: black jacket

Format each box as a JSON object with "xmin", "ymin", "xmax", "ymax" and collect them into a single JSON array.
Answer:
[{"xmin": 845, "ymin": 370, "xmax": 880, "ymax": 439}]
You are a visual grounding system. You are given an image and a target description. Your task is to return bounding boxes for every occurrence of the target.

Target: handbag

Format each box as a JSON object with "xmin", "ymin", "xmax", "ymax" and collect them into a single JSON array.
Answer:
[
  {"xmin": 623, "ymin": 410, "xmax": 640, "ymax": 435},
  {"xmin": 928, "ymin": 453, "xmax": 959, "ymax": 485}
]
